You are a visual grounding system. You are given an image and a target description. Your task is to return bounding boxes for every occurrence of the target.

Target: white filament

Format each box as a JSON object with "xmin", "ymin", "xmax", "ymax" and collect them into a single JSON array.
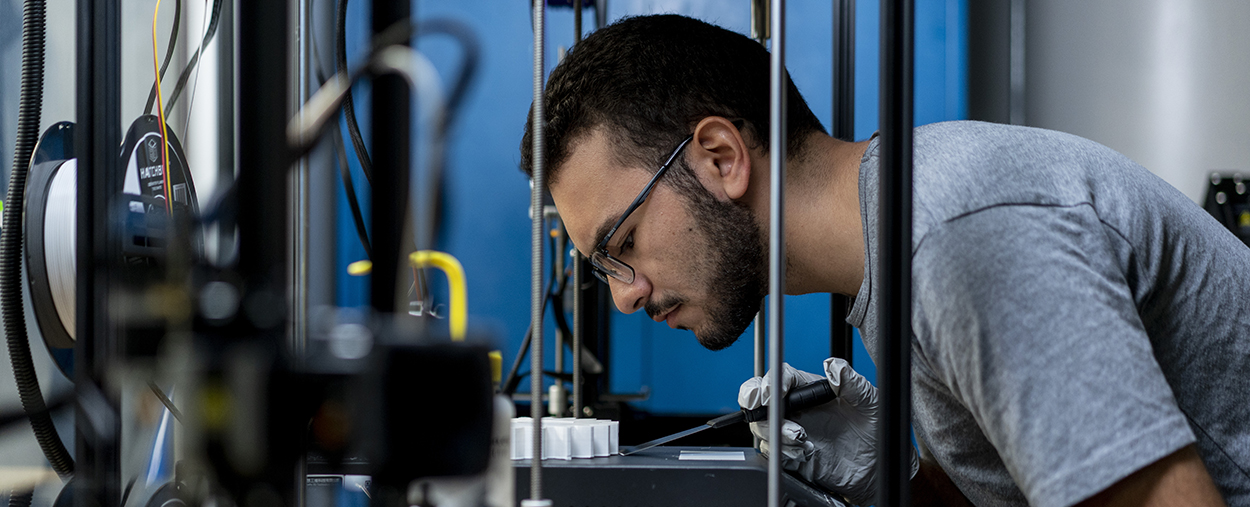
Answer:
[{"xmin": 44, "ymin": 159, "xmax": 78, "ymax": 341}]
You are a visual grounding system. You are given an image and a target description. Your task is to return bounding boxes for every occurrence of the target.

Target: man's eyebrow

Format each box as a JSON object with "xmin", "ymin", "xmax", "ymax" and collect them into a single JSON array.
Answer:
[{"xmin": 591, "ymin": 215, "xmax": 618, "ymax": 251}]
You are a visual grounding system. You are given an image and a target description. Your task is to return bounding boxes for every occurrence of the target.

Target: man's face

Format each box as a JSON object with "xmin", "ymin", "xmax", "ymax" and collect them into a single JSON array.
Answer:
[{"xmin": 551, "ymin": 130, "xmax": 767, "ymax": 350}]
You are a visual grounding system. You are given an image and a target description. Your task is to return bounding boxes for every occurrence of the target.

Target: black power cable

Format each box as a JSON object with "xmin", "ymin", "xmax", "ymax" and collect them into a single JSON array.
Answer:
[
  {"xmin": 501, "ymin": 287, "xmax": 550, "ymax": 396},
  {"xmin": 147, "ymin": 0, "xmax": 182, "ymax": 107},
  {"xmin": 144, "ymin": 0, "xmax": 223, "ymax": 117},
  {"xmin": 502, "ymin": 232, "xmax": 561, "ymax": 396},
  {"xmin": 501, "ymin": 235, "xmax": 603, "ymax": 397},
  {"xmin": 292, "ymin": 16, "xmax": 482, "ymax": 315},
  {"xmin": 3, "ymin": 0, "xmax": 74, "ymax": 478},
  {"xmin": 335, "ymin": 0, "xmax": 373, "ymax": 185},
  {"xmin": 311, "ymin": 1, "xmax": 372, "ymax": 259},
  {"xmin": 331, "ymin": 122, "xmax": 373, "ymax": 260},
  {"xmin": 162, "ymin": 0, "xmax": 223, "ymax": 116},
  {"xmin": 118, "ymin": 477, "xmax": 138, "ymax": 507},
  {"xmin": 333, "ymin": 8, "xmax": 484, "ymax": 190},
  {"xmin": 368, "ymin": 19, "xmax": 481, "ymax": 131},
  {"xmin": 501, "ymin": 288, "xmax": 582, "ymax": 397},
  {"xmin": 297, "ymin": 16, "xmax": 482, "ymax": 260},
  {"xmin": 385, "ymin": 19, "xmax": 481, "ymax": 251}
]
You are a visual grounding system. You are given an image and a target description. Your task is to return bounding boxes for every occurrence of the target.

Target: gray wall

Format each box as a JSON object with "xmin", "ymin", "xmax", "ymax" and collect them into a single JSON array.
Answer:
[{"xmin": 970, "ymin": 0, "xmax": 1250, "ymax": 202}]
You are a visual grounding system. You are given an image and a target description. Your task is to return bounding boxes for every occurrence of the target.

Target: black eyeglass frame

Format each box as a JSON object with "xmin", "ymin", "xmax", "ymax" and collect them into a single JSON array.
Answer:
[{"xmin": 589, "ymin": 135, "xmax": 696, "ymax": 284}]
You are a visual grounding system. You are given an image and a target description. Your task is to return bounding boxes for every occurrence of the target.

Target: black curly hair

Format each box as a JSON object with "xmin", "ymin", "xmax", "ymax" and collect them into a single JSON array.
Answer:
[{"xmin": 520, "ymin": 14, "xmax": 826, "ymax": 185}]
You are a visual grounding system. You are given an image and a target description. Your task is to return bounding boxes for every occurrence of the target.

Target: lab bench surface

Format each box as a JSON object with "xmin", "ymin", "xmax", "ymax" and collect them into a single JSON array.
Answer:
[{"xmin": 515, "ymin": 446, "xmax": 846, "ymax": 507}]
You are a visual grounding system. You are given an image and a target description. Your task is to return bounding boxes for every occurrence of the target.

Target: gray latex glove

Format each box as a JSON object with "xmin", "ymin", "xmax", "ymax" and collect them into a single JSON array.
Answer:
[{"xmin": 738, "ymin": 358, "xmax": 918, "ymax": 506}]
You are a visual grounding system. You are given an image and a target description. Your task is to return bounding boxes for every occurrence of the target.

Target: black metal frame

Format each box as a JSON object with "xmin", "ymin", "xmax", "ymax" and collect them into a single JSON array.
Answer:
[
  {"xmin": 76, "ymin": 0, "xmax": 122, "ymax": 504},
  {"xmin": 237, "ymin": 0, "xmax": 289, "ymax": 292},
  {"xmin": 877, "ymin": 0, "xmax": 914, "ymax": 505},
  {"xmin": 209, "ymin": 0, "xmax": 297, "ymax": 503},
  {"xmin": 369, "ymin": 0, "xmax": 411, "ymax": 314},
  {"xmin": 830, "ymin": 0, "xmax": 856, "ymax": 365}
]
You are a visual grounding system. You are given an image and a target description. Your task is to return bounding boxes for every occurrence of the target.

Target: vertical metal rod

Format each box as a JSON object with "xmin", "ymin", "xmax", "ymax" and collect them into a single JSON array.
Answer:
[
  {"xmin": 831, "ymin": 0, "xmax": 856, "ymax": 141},
  {"xmin": 289, "ymin": 0, "xmax": 311, "ymax": 358},
  {"xmin": 767, "ymin": 0, "xmax": 786, "ymax": 506},
  {"xmin": 594, "ymin": 0, "xmax": 607, "ymax": 30},
  {"xmin": 751, "ymin": 0, "xmax": 770, "ymax": 43},
  {"xmin": 216, "ymin": 0, "xmax": 235, "ymax": 263},
  {"xmin": 830, "ymin": 296, "xmax": 853, "ymax": 364},
  {"xmin": 753, "ymin": 301, "xmax": 764, "ymax": 449},
  {"xmin": 750, "ymin": 0, "xmax": 768, "ymax": 387},
  {"xmin": 1008, "ymin": 0, "xmax": 1026, "ymax": 125},
  {"xmin": 878, "ymin": 0, "xmax": 914, "ymax": 505},
  {"xmin": 571, "ymin": 0, "xmax": 585, "ymax": 422},
  {"xmin": 551, "ymin": 222, "xmax": 566, "ymax": 417},
  {"xmin": 572, "ymin": 253, "xmax": 583, "ymax": 418},
  {"xmin": 574, "ymin": 0, "xmax": 582, "ymax": 43},
  {"xmin": 753, "ymin": 304, "xmax": 765, "ymax": 376},
  {"xmin": 554, "ymin": 228, "xmax": 565, "ymax": 375},
  {"xmin": 830, "ymin": 0, "xmax": 856, "ymax": 365},
  {"xmin": 295, "ymin": 454, "xmax": 307, "ymax": 507},
  {"xmin": 530, "ymin": 0, "xmax": 547, "ymax": 499}
]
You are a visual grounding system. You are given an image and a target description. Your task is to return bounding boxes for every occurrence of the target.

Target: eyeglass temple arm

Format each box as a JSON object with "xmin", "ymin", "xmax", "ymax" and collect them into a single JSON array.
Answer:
[{"xmin": 596, "ymin": 135, "xmax": 695, "ymax": 250}]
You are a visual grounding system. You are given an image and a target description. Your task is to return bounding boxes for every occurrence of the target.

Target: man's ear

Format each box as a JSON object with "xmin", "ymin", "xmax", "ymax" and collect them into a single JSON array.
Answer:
[{"xmin": 687, "ymin": 116, "xmax": 752, "ymax": 201}]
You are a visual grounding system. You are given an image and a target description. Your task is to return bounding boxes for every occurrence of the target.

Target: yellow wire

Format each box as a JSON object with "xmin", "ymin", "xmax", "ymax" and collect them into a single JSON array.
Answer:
[
  {"xmin": 152, "ymin": 0, "xmax": 173, "ymax": 214},
  {"xmin": 409, "ymin": 251, "xmax": 468, "ymax": 342}
]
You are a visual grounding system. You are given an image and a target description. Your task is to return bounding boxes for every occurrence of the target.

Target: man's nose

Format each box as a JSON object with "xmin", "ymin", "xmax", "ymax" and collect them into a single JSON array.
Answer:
[{"xmin": 609, "ymin": 274, "xmax": 651, "ymax": 314}]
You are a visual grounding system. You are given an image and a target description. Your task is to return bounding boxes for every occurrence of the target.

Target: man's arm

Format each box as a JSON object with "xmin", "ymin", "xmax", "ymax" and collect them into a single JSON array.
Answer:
[
  {"xmin": 1077, "ymin": 445, "xmax": 1225, "ymax": 507},
  {"xmin": 911, "ymin": 446, "xmax": 1225, "ymax": 507},
  {"xmin": 912, "ymin": 459, "xmax": 973, "ymax": 507}
]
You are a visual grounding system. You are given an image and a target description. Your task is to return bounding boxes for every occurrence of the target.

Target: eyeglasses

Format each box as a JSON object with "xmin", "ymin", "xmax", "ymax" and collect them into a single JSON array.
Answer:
[{"xmin": 589, "ymin": 135, "xmax": 695, "ymax": 284}]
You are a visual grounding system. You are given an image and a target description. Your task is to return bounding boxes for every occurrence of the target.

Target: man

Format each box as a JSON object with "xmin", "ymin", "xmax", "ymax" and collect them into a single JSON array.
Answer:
[{"xmin": 520, "ymin": 14, "xmax": 1249, "ymax": 507}]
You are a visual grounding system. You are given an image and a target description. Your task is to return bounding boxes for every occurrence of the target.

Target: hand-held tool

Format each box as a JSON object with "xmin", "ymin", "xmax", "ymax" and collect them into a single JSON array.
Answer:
[{"xmin": 623, "ymin": 379, "xmax": 837, "ymax": 455}]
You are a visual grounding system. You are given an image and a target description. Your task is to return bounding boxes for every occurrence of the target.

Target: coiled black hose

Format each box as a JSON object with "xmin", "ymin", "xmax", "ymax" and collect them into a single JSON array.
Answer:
[
  {"xmin": 7, "ymin": 491, "xmax": 33, "ymax": 507},
  {"xmin": 3, "ymin": 0, "xmax": 74, "ymax": 478}
]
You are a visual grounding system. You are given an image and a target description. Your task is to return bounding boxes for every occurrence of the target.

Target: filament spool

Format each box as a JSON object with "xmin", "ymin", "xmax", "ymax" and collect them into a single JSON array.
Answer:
[{"xmin": 23, "ymin": 118, "xmax": 200, "ymax": 376}]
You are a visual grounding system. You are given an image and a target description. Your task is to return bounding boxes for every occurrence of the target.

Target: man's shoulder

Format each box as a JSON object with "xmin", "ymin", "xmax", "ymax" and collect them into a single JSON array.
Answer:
[
  {"xmin": 906, "ymin": 122, "xmax": 1148, "ymax": 243},
  {"xmin": 912, "ymin": 120, "xmax": 1115, "ymax": 164}
]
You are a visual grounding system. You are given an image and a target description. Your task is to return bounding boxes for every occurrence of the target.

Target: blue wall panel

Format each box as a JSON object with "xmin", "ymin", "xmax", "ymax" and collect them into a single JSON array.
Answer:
[{"xmin": 335, "ymin": 0, "xmax": 966, "ymax": 415}]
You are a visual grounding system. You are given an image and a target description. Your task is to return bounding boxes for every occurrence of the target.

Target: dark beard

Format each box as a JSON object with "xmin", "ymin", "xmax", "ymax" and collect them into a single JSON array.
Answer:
[{"xmin": 662, "ymin": 157, "xmax": 768, "ymax": 351}]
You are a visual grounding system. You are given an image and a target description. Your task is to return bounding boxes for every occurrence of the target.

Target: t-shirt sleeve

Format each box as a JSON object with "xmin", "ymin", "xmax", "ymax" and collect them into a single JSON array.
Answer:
[{"xmin": 911, "ymin": 203, "xmax": 1196, "ymax": 507}]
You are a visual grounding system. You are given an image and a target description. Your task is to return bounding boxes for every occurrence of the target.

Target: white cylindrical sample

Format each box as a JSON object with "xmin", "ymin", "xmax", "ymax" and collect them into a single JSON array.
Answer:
[
  {"xmin": 608, "ymin": 421, "xmax": 620, "ymax": 455},
  {"xmin": 567, "ymin": 421, "xmax": 594, "ymax": 459},
  {"xmin": 582, "ymin": 420, "xmax": 609, "ymax": 457},
  {"xmin": 542, "ymin": 424, "xmax": 572, "ymax": 460},
  {"xmin": 511, "ymin": 418, "xmax": 533, "ymax": 460}
]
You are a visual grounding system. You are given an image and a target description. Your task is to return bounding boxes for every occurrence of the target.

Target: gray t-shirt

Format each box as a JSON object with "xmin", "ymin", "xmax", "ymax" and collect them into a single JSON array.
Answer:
[{"xmin": 848, "ymin": 121, "xmax": 1250, "ymax": 507}]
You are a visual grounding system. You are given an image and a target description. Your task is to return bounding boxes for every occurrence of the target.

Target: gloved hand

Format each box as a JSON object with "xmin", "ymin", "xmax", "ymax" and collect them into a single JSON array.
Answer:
[{"xmin": 738, "ymin": 358, "xmax": 918, "ymax": 506}]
